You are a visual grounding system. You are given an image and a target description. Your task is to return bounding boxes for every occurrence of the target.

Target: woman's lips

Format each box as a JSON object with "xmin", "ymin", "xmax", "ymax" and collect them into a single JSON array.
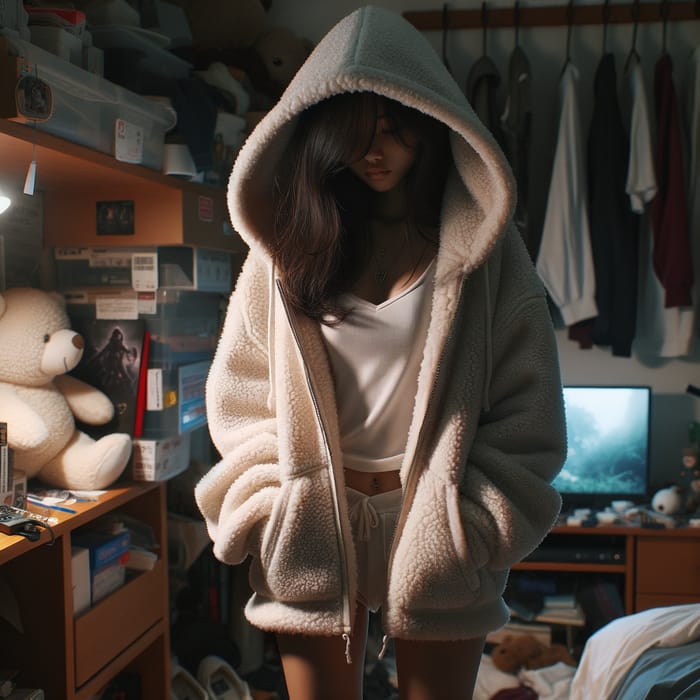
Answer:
[{"xmin": 366, "ymin": 168, "xmax": 390, "ymax": 179}]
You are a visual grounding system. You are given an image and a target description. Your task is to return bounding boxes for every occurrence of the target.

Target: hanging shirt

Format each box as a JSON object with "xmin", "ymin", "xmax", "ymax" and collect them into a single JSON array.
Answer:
[
  {"xmin": 685, "ymin": 46, "xmax": 700, "ymax": 342},
  {"xmin": 586, "ymin": 52, "xmax": 639, "ymax": 357},
  {"xmin": 627, "ymin": 52, "xmax": 694, "ymax": 358},
  {"xmin": 466, "ymin": 54, "xmax": 505, "ymax": 148},
  {"xmin": 650, "ymin": 53, "xmax": 694, "ymax": 309},
  {"xmin": 536, "ymin": 62, "xmax": 597, "ymax": 327},
  {"xmin": 500, "ymin": 45, "xmax": 535, "ymax": 257},
  {"xmin": 321, "ymin": 260, "xmax": 435, "ymax": 473}
]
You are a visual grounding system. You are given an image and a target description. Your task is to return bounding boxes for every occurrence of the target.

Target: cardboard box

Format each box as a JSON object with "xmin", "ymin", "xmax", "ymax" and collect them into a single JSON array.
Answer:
[
  {"xmin": 71, "ymin": 546, "xmax": 91, "ymax": 616},
  {"xmin": 73, "ymin": 529, "xmax": 131, "ymax": 571},
  {"xmin": 54, "ymin": 247, "xmax": 142, "ymax": 289},
  {"xmin": 143, "ymin": 360, "xmax": 208, "ymax": 438},
  {"xmin": 54, "ymin": 246, "xmax": 233, "ymax": 293},
  {"xmin": 91, "ymin": 558, "xmax": 127, "ymax": 604},
  {"xmin": 156, "ymin": 246, "xmax": 232, "ymax": 292},
  {"xmin": 132, "ymin": 432, "xmax": 191, "ymax": 481}
]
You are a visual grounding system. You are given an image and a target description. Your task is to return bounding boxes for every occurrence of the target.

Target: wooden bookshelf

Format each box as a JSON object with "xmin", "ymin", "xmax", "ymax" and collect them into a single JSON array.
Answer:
[{"xmin": 0, "ymin": 481, "xmax": 170, "ymax": 699}]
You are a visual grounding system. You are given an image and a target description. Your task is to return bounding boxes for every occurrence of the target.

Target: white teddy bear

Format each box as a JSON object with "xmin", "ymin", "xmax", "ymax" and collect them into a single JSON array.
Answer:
[{"xmin": 0, "ymin": 287, "xmax": 132, "ymax": 490}]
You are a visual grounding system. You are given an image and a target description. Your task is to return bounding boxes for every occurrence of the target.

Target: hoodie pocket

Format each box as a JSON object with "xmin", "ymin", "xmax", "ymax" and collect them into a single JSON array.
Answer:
[
  {"xmin": 254, "ymin": 467, "xmax": 344, "ymax": 603},
  {"xmin": 391, "ymin": 470, "xmax": 493, "ymax": 611}
]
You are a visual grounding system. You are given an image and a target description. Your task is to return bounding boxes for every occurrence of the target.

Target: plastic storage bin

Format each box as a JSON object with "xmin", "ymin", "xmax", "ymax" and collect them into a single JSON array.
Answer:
[{"xmin": 0, "ymin": 34, "xmax": 176, "ymax": 169}]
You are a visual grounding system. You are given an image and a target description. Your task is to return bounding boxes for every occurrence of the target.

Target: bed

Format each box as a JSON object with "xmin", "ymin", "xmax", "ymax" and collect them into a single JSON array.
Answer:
[{"xmin": 474, "ymin": 603, "xmax": 700, "ymax": 700}]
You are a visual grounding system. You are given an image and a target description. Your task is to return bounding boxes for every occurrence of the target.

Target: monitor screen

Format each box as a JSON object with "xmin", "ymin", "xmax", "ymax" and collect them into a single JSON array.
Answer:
[{"xmin": 553, "ymin": 386, "xmax": 652, "ymax": 509}]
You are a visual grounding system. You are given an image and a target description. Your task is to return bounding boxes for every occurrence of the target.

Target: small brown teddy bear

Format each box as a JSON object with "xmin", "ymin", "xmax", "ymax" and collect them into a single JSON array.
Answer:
[{"xmin": 491, "ymin": 633, "xmax": 576, "ymax": 674}]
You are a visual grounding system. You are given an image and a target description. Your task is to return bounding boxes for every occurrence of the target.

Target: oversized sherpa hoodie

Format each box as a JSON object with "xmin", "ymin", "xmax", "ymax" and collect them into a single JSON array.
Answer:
[{"xmin": 195, "ymin": 5, "xmax": 567, "ymax": 648}]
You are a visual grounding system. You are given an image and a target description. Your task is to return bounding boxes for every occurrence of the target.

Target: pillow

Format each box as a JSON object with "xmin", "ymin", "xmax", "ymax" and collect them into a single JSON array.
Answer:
[{"xmin": 569, "ymin": 604, "xmax": 700, "ymax": 700}]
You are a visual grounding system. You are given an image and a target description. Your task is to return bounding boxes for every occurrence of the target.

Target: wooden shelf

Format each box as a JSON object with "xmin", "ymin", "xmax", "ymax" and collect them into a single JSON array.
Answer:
[
  {"xmin": 0, "ymin": 118, "xmax": 244, "ymax": 252},
  {"xmin": 513, "ymin": 523, "xmax": 700, "ymax": 615},
  {"xmin": 0, "ymin": 481, "xmax": 170, "ymax": 699},
  {"xmin": 404, "ymin": 0, "xmax": 700, "ymax": 31}
]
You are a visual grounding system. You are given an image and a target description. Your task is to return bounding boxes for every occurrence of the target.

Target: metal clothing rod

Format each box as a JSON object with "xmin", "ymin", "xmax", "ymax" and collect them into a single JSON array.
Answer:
[{"xmin": 403, "ymin": 1, "xmax": 699, "ymax": 30}]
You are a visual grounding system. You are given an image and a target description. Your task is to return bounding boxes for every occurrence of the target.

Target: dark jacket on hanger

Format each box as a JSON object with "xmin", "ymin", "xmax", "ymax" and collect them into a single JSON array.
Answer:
[
  {"xmin": 586, "ymin": 52, "xmax": 639, "ymax": 357},
  {"xmin": 651, "ymin": 53, "xmax": 694, "ymax": 308},
  {"xmin": 466, "ymin": 54, "xmax": 505, "ymax": 149},
  {"xmin": 501, "ymin": 46, "xmax": 535, "ymax": 258}
]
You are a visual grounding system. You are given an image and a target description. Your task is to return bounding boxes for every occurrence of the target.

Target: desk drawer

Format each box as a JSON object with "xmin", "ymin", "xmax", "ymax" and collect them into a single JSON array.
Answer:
[
  {"xmin": 75, "ymin": 561, "xmax": 165, "ymax": 686},
  {"xmin": 636, "ymin": 538, "xmax": 700, "ymax": 596}
]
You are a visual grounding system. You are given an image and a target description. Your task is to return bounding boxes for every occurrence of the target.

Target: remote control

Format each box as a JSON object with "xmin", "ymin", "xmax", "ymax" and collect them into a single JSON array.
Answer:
[
  {"xmin": 0, "ymin": 504, "xmax": 57, "ymax": 533},
  {"xmin": 0, "ymin": 506, "xmax": 36, "ymax": 534}
]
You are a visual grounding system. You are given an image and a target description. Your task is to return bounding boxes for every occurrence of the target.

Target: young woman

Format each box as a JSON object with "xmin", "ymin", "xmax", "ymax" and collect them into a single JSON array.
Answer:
[{"xmin": 196, "ymin": 7, "xmax": 567, "ymax": 699}]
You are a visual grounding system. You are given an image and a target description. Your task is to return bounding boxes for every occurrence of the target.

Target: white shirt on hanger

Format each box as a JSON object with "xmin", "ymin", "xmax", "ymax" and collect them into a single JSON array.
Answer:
[{"xmin": 536, "ymin": 62, "xmax": 597, "ymax": 326}]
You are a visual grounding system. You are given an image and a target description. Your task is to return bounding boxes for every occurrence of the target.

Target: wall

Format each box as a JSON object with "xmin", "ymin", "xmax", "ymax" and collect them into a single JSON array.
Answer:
[{"xmin": 268, "ymin": 0, "xmax": 700, "ymax": 490}]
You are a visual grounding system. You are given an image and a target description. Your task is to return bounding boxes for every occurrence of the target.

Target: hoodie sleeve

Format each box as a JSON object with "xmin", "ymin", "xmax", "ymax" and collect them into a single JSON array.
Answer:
[
  {"xmin": 194, "ymin": 253, "xmax": 281, "ymax": 565},
  {"xmin": 461, "ymin": 232, "xmax": 566, "ymax": 572}
]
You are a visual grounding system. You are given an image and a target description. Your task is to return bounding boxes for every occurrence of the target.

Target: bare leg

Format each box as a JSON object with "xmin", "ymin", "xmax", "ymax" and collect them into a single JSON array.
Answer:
[
  {"xmin": 394, "ymin": 636, "xmax": 485, "ymax": 700},
  {"xmin": 276, "ymin": 602, "xmax": 370, "ymax": 700}
]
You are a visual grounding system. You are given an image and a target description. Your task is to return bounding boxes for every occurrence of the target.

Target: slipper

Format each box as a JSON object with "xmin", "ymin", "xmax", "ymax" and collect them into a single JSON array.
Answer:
[
  {"xmin": 171, "ymin": 660, "xmax": 208, "ymax": 700},
  {"xmin": 197, "ymin": 655, "xmax": 253, "ymax": 700}
]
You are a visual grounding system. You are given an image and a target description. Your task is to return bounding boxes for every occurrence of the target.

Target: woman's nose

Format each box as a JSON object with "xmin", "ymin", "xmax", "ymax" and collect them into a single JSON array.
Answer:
[{"xmin": 365, "ymin": 143, "xmax": 382, "ymax": 162}]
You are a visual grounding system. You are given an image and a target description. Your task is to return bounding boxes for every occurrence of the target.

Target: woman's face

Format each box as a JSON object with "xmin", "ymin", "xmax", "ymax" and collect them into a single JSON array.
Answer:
[{"xmin": 347, "ymin": 110, "xmax": 418, "ymax": 193}]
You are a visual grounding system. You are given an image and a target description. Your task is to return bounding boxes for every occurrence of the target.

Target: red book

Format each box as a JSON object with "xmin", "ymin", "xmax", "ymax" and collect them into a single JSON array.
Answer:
[{"xmin": 133, "ymin": 330, "xmax": 150, "ymax": 438}]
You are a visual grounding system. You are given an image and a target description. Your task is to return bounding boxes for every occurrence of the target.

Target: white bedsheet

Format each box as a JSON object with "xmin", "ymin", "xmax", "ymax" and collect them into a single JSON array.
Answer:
[
  {"xmin": 569, "ymin": 604, "xmax": 700, "ymax": 700},
  {"xmin": 476, "ymin": 604, "xmax": 700, "ymax": 700}
]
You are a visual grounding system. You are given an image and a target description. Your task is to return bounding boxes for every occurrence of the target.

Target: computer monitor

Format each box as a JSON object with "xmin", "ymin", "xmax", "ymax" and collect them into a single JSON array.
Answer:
[{"xmin": 553, "ymin": 385, "xmax": 652, "ymax": 511}]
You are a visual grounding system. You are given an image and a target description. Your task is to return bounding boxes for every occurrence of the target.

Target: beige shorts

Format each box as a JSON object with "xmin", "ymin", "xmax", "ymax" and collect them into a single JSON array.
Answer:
[{"xmin": 346, "ymin": 486, "xmax": 402, "ymax": 612}]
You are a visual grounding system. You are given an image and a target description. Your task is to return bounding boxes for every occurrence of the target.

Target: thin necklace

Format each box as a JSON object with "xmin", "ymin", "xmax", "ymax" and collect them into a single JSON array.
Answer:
[{"xmin": 373, "ymin": 238, "xmax": 429, "ymax": 288}]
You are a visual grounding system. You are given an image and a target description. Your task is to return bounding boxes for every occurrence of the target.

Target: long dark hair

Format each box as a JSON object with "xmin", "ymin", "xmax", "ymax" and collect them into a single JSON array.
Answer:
[{"xmin": 272, "ymin": 92, "xmax": 452, "ymax": 322}]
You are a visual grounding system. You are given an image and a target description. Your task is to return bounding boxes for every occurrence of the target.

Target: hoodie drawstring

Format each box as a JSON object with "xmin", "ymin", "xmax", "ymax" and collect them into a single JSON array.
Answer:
[
  {"xmin": 482, "ymin": 261, "xmax": 493, "ymax": 412},
  {"xmin": 348, "ymin": 495, "xmax": 380, "ymax": 541},
  {"xmin": 268, "ymin": 270, "xmax": 277, "ymax": 411},
  {"xmin": 342, "ymin": 633, "xmax": 352, "ymax": 664}
]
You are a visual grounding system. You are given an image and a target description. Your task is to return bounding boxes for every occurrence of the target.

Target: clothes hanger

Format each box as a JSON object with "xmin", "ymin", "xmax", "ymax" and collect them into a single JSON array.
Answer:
[
  {"xmin": 601, "ymin": 0, "xmax": 611, "ymax": 54},
  {"xmin": 660, "ymin": 0, "xmax": 669, "ymax": 55},
  {"xmin": 624, "ymin": 0, "xmax": 641, "ymax": 72},
  {"xmin": 561, "ymin": 0, "xmax": 575, "ymax": 74}
]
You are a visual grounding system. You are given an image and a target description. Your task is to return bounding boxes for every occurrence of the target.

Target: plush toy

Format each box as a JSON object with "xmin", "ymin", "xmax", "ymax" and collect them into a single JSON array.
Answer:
[
  {"xmin": 251, "ymin": 26, "xmax": 314, "ymax": 100},
  {"xmin": 0, "ymin": 288, "xmax": 132, "ymax": 490},
  {"xmin": 170, "ymin": 0, "xmax": 312, "ymax": 107},
  {"xmin": 652, "ymin": 485, "xmax": 683, "ymax": 515},
  {"xmin": 490, "ymin": 633, "xmax": 576, "ymax": 674}
]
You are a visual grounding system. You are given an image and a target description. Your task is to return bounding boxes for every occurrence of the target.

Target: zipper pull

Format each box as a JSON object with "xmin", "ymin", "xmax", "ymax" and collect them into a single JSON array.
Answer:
[
  {"xmin": 378, "ymin": 634, "xmax": 390, "ymax": 660},
  {"xmin": 342, "ymin": 633, "xmax": 352, "ymax": 665}
]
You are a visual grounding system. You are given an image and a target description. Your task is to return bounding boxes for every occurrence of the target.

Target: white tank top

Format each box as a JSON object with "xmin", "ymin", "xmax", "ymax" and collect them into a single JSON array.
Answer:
[{"xmin": 321, "ymin": 260, "xmax": 435, "ymax": 472}]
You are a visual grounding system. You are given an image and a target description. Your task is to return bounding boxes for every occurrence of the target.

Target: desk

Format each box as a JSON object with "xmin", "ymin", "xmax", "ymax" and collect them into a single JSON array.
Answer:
[
  {"xmin": 0, "ymin": 481, "xmax": 170, "ymax": 699},
  {"xmin": 513, "ymin": 523, "xmax": 700, "ymax": 614}
]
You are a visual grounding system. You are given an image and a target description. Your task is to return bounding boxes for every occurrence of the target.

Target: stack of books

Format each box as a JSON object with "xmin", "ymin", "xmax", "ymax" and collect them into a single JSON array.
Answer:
[{"xmin": 534, "ymin": 594, "xmax": 586, "ymax": 627}]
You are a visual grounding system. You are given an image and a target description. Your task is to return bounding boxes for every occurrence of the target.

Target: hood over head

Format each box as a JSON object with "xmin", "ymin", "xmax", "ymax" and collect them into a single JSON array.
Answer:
[{"xmin": 228, "ymin": 5, "xmax": 516, "ymax": 277}]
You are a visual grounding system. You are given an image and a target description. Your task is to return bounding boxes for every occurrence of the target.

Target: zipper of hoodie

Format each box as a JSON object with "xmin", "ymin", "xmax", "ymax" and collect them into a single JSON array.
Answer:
[
  {"xmin": 276, "ymin": 280, "xmax": 354, "ymax": 652},
  {"xmin": 382, "ymin": 274, "xmax": 469, "ymax": 644}
]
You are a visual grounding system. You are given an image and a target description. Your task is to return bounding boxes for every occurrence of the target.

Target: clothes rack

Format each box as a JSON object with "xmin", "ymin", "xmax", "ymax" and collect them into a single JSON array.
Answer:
[{"xmin": 404, "ymin": 0, "xmax": 699, "ymax": 30}]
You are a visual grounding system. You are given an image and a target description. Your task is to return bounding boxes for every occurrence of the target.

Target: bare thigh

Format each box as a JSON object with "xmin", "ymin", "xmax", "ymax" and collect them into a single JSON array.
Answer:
[
  {"xmin": 394, "ymin": 636, "xmax": 485, "ymax": 700},
  {"xmin": 276, "ymin": 602, "xmax": 370, "ymax": 700}
]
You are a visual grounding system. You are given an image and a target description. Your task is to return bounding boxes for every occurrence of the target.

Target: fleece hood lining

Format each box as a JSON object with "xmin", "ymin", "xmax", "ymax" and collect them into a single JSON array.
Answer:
[{"xmin": 228, "ymin": 5, "xmax": 515, "ymax": 278}]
